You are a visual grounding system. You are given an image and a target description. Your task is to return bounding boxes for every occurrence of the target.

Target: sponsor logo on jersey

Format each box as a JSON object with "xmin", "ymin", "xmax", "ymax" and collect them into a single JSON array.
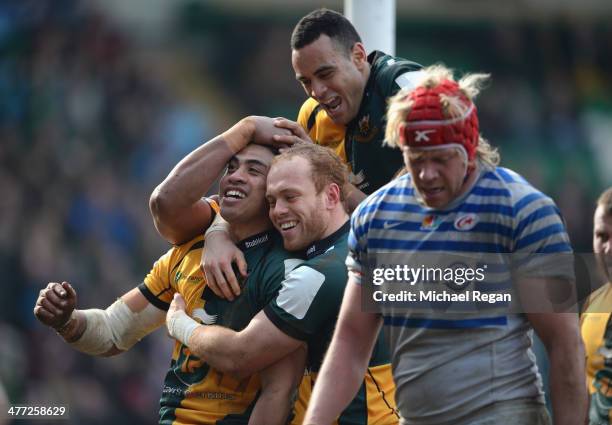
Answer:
[
  {"xmin": 383, "ymin": 221, "xmax": 403, "ymax": 230},
  {"xmin": 174, "ymin": 271, "xmax": 203, "ymax": 283},
  {"xmin": 355, "ymin": 114, "xmax": 379, "ymax": 143},
  {"xmin": 454, "ymin": 213, "xmax": 478, "ymax": 231},
  {"xmin": 421, "ymin": 214, "xmax": 443, "ymax": 230},
  {"xmin": 244, "ymin": 233, "xmax": 269, "ymax": 249}
]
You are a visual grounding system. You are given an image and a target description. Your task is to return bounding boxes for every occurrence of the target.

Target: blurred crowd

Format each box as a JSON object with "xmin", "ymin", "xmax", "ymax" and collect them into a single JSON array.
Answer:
[{"xmin": 0, "ymin": 1, "xmax": 610, "ymax": 424}]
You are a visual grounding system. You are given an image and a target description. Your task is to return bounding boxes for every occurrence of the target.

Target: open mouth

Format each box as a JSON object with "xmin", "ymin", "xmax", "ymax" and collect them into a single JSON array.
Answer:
[
  {"xmin": 422, "ymin": 187, "xmax": 443, "ymax": 197},
  {"xmin": 278, "ymin": 220, "xmax": 298, "ymax": 231},
  {"xmin": 224, "ymin": 189, "xmax": 246, "ymax": 200},
  {"xmin": 322, "ymin": 97, "xmax": 341, "ymax": 114}
]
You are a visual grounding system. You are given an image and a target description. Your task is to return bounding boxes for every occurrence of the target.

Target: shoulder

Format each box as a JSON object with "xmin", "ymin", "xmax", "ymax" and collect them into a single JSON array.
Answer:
[
  {"xmin": 297, "ymin": 98, "xmax": 322, "ymax": 125},
  {"xmin": 371, "ymin": 51, "xmax": 423, "ymax": 95},
  {"xmin": 482, "ymin": 166, "xmax": 558, "ymax": 215},
  {"xmin": 352, "ymin": 174, "xmax": 414, "ymax": 226}
]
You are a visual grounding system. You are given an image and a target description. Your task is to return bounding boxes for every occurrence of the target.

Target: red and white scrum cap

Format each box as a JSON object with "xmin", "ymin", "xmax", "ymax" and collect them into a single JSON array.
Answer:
[{"xmin": 398, "ymin": 79, "xmax": 479, "ymax": 161}]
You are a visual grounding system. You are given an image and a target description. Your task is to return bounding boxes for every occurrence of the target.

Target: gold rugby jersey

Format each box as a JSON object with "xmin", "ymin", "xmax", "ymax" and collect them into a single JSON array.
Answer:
[{"xmin": 139, "ymin": 202, "xmax": 292, "ymax": 424}]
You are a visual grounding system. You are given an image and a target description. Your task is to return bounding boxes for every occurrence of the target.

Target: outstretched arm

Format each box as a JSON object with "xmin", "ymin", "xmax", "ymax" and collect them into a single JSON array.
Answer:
[
  {"xmin": 34, "ymin": 282, "xmax": 165, "ymax": 356},
  {"xmin": 304, "ymin": 278, "xmax": 382, "ymax": 424}
]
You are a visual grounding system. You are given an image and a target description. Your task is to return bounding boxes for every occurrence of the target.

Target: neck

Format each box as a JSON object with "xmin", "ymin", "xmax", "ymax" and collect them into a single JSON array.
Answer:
[{"xmin": 319, "ymin": 207, "xmax": 349, "ymax": 240}]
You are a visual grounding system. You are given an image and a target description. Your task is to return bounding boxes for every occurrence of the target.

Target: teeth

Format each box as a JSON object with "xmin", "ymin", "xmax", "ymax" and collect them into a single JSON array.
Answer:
[
  {"xmin": 323, "ymin": 97, "xmax": 341, "ymax": 111},
  {"xmin": 280, "ymin": 221, "xmax": 298, "ymax": 230},
  {"xmin": 225, "ymin": 190, "xmax": 246, "ymax": 199}
]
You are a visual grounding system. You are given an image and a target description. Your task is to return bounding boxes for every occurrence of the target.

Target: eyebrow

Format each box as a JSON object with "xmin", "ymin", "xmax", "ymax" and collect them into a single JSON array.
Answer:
[{"xmin": 296, "ymin": 65, "xmax": 335, "ymax": 82}]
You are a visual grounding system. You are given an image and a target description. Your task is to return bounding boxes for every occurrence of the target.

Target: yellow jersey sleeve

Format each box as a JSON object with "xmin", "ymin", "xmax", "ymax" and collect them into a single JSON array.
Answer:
[
  {"xmin": 297, "ymin": 98, "xmax": 348, "ymax": 166},
  {"xmin": 139, "ymin": 198, "xmax": 220, "ymax": 310}
]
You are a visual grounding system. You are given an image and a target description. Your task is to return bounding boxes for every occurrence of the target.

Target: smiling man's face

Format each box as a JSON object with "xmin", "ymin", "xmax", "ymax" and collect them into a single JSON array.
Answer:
[{"xmin": 292, "ymin": 35, "xmax": 368, "ymax": 125}]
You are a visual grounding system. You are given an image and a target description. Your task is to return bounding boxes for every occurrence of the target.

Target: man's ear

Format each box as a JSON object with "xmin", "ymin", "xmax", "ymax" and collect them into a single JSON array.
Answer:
[
  {"xmin": 325, "ymin": 183, "xmax": 342, "ymax": 209},
  {"xmin": 351, "ymin": 42, "xmax": 368, "ymax": 69}
]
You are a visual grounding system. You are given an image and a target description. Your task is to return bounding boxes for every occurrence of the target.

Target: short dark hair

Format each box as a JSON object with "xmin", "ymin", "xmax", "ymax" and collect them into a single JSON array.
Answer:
[{"xmin": 291, "ymin": 8, "xmax": 361, "ymax": 55}]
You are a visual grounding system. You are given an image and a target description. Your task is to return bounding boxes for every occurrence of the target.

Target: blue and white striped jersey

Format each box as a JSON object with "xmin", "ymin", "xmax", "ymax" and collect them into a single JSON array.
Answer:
[{"xmin": 347, "ymin": 163, "xmax": 572, "ymax": 424}]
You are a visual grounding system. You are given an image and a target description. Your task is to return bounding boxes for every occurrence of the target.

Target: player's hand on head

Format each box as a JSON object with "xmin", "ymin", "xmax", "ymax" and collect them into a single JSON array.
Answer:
[
  {"xmin": 33, "ymin": 281, "xmax": 77, "ymax": 330},
  {"xmin": 201, "ymin": 231, "xmax": 247, "ymax": 301},
  {"xmin": 248, "ymin": 116, "xmax": 293, "ymax": 149},
  {"xmin": 272, "ymin": 117, "xmax": 313, "ymax": 145}
]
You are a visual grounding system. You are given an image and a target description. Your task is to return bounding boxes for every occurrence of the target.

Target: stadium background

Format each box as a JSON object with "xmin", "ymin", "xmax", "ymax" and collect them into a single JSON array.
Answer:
[{"xmin": 0, "ymin": 0, "xmax": 610, "ymax": 423}]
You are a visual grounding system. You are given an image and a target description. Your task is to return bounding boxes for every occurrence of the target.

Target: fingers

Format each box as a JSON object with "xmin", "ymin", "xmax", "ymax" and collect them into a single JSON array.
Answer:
[
  {"xmin": 38, "ymin": 286, "xmax": 65, "ymax": 312},
  {"xmin": 42, "ymin": 296, "xmax": 66, "ymax": 316},
  {"xmin": 220, "ymin": 262, "xmax": 241, "ymax": 300},
  {"xmin": 273, "ymin": 118, "xmax": 311, "ymax": 141},
  {"xmin": 235, "ymin": 253, "xmax": 248, "ymax": 278},
  {"xmin": 33, "ymin": 305, "xmax": 56, "ymax": 323},
  {"xmin": 209, "ymin": 265, "xmax": 234, "ymax": 301},
  {"xmin": 62, "ymin": 281, "xmax": 77, "ymax": 300}
]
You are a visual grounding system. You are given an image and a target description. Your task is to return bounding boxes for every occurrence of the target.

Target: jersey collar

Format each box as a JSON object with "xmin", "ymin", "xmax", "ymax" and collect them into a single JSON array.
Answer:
[
  {"xmin": 303, "ymin": 221, "xmax": 350, "ymax": 260},
  {"xmin": 237, "ymin": 230, "xmax": 273, "ymax": 252}
]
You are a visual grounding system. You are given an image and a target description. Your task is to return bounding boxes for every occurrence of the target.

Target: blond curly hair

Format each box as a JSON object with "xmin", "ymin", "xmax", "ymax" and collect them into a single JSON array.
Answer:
[{"xmin": 385, "ymin": 64, "xmax": 500, "ymax": 167}]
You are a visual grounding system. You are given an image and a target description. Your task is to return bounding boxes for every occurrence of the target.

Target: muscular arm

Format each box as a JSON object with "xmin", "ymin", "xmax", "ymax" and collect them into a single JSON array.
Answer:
[
  {"xmin": 187, "ymin": 310, "xmax": 303, "ymax": 380},
  {"xmin": 527, "ymin": 310, "xmax": 588, "ymax": 425},
  {"xmin": 34, "ymin": 283, "xmax": 166, "ymax": 357},
  {"xmin": 150, "ymin": 116, "xmax": 294, "ymax": 244},
  {"xmin": 249, "ymin": 345, "xmax": 307, "ymax": 425},
  {"xmin": 304, "ymin": 278, "xmax": 382, "ymax": 424},
  {"xmin": 149, "ymin": 120, "xmax": 254, "ymax": 244}
]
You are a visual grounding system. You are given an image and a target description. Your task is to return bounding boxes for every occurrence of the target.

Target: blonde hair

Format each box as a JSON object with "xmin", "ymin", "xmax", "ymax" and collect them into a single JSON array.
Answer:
[
  {"xmin": 597, "ymin": 187, "xmax": 612, "ymax": 216},
  {"xmin": 385, "ymin": 64, "xmax": 499, "ymax": 167}
]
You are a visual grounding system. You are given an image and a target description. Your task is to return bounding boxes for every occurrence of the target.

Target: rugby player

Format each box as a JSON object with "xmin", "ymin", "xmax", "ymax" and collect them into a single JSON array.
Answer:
[
  {"xmin": 163, "ymin": 143, "xmax": 399, "ymax": 424},
  {"xmin": 304, "ymin": 65, "xmax": 587, "ymax": 425},
  {"xmin": 33, "ymin": 116, "xmax": 304, "ymax": 425}
]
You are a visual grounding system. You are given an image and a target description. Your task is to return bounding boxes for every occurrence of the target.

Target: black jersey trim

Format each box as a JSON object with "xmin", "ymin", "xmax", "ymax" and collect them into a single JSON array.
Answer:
[
  {"xmin": 303, "ymin": 221, "xmax": 350, "ymax": 259},
  {"xmin": 263, "ymin": 305, "xmax": 309, "ymax": 341},
  {"xmin": 138, "ymin": 283, "xmax": 170, "ymax": 311},
  {"xmin": 307, "ymin": 104, "xmax": 324, "ymax": 131},
  {"xmin": 237, "ymin": 230, "xmax": 273, "ymax": 252}
]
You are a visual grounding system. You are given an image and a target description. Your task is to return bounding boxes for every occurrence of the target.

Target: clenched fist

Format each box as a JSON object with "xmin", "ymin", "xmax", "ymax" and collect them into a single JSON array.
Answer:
[{"xmin": 33, "ymin": 281, "xmax": 77, "ymax": 330}]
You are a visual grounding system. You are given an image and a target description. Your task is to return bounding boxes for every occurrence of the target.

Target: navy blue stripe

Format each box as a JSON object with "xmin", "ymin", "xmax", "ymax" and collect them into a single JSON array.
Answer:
[
  {"xmin": 470, "ymin": 186, "xmax": 512, "ymax": 197},
  {"xmin": 514, "ymin": 205, "xmax": 560, "ymax": 241},
  {"xmin": 359, "ymin": 201, "xmax": 424, "ymax": 215},
  {"xmin": 383, "ymin": 315, "xmax": 508, "ymax": 328},
  {"xmin": 515, "ymin": 224, "xmax": 567, "ymax": 250},
  {"xmin": 515, "ymin": 192, "xmax": 547, "ymax": 214},
  {"xmin": 369, "ymin": 239, "xmax": 509, "ymax": 253},
  {"xmin": 496, "ymin": 168, "xmax": 525, "ymax": 184},
  {"xmin": 369, "ymin": 218, "xmax": 514, "ymax": 238},
  {"xmin": 383, "ymin": 186, "xmax": 415, "ymax": 196}
]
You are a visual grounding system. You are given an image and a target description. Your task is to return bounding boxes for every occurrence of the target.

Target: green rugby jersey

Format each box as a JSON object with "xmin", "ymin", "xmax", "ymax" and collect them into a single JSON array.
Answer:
[
  {"xmin": 298, "ymin": 51, "xmax": 422, "ymax": 194},
  {"xmin": 140, "ymin": 228, "xmax": 294, "ymax": 425},
  {"xmin": 265, "ymin": 222, "xmax": 399, "ymax": 425}
]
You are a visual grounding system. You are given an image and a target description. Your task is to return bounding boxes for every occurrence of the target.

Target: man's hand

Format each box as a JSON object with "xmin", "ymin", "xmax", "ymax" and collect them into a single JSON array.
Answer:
[
  {"xmin": 33, "ymin": 281, "xmax": 77, "ymax": 330},
  {"xmin": 201, "ymin": 230, "xmax": 247, "ymax": 301},
  {"xmin": 248, "ymin": 116, "xmax": 295, "ymax": 149},
  {"xmin": 272, "ymin": 118, "xmax": 313, "ymax": 145}
]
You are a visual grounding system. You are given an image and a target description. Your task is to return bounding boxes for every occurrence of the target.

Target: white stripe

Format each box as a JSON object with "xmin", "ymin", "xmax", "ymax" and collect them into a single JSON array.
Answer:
[{"xmin": 395, "ymin": 70, "xmax": 425, "ymax": 90}]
